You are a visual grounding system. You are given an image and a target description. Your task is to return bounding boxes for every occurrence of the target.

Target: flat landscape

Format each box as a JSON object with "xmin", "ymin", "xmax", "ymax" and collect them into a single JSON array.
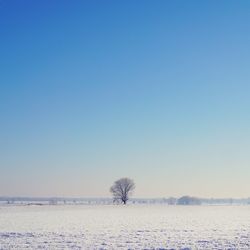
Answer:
[{"xmin": 0, "ymin": 205, "xmax": 250, "ymax": 249}]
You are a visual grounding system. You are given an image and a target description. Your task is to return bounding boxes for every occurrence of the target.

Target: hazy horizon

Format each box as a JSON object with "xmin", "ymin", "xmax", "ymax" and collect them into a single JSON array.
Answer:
[
  {"xmin": 1, "ymin": 195, "xmax": 250, "ymax": 200},
  {"xmin": 1, "ymin": 1, "xmax": 250, "ymax": 198}
]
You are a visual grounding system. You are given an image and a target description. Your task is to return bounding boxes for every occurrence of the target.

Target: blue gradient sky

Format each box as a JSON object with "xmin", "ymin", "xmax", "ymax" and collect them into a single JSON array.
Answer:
[{"xmin": 1, "ymin": 1, "xmax": 250, "ymax": 198}]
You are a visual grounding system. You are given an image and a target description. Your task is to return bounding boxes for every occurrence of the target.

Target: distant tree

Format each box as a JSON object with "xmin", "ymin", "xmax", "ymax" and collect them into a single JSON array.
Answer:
[
  {"xmin": 110, "ymin": 177, "xmax": 135, "ymax": 204},
  {"xmin": 177, "ymin": 196, "xmax": 201, "ymax": 205}
]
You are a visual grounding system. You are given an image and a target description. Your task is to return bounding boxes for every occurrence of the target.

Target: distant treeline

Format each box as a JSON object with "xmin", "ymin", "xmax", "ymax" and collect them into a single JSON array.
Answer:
[{"xmin": 1, "ymin": 196, "xmax": 250, "ymax": 205}]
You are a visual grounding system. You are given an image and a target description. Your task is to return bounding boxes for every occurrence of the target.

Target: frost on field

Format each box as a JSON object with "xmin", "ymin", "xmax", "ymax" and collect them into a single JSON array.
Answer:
[{"xmin": 0, "ymin": 205, "xmax": 250, "ymax": 249}]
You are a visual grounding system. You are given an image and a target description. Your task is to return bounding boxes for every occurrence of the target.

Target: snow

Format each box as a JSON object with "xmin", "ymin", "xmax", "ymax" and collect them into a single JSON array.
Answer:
[{"xmin": 0, "ymin": 204, "xmax": 250, "ymax": 249}]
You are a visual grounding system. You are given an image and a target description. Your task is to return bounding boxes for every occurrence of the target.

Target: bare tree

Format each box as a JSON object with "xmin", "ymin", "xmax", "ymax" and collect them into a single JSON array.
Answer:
[{"xmin": 110, "ymin": 177, "xmax": 135, "ymax": 204}]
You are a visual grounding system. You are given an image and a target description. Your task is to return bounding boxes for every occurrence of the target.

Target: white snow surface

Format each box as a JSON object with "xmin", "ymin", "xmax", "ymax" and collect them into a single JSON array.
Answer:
[{"xmin": 0, "ymin": 204, "xmax": 250, "ymax": 249}]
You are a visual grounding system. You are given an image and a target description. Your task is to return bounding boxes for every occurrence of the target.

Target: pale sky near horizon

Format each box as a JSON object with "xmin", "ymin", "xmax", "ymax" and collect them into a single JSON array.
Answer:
[{"xmin": 1, "ymin": 1, "xmax": 250, "ymax": 198}]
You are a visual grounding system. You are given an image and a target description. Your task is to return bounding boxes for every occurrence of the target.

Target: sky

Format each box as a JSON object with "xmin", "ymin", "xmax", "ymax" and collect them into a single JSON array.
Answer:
[{"xmin": 0, "ymin": 0, "xmax": 250, "ymax": 198}]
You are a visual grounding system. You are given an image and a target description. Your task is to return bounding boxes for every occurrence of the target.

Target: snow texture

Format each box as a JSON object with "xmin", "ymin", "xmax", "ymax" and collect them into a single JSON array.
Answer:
[{"xmin": 0, "ymin": 205, "xmax": 250, "ymax": 249}]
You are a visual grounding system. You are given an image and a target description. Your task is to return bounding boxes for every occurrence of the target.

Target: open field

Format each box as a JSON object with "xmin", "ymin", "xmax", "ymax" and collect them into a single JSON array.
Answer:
[{"xmin": 0, "ymin": 205, "xmax": 250, "ymax": 249}]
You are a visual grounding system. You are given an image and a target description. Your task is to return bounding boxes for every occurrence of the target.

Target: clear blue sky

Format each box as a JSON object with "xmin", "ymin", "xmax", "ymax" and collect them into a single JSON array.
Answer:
[{"xmin": 1, "ymin": 1, "xmax": 250, "ymax": 198}]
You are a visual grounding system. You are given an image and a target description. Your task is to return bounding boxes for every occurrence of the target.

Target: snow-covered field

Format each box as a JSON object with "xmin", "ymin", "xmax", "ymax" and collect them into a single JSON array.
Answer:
[{"xmin": 0, "ymin": 205, "xmax": 250, "ymax": 249}]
